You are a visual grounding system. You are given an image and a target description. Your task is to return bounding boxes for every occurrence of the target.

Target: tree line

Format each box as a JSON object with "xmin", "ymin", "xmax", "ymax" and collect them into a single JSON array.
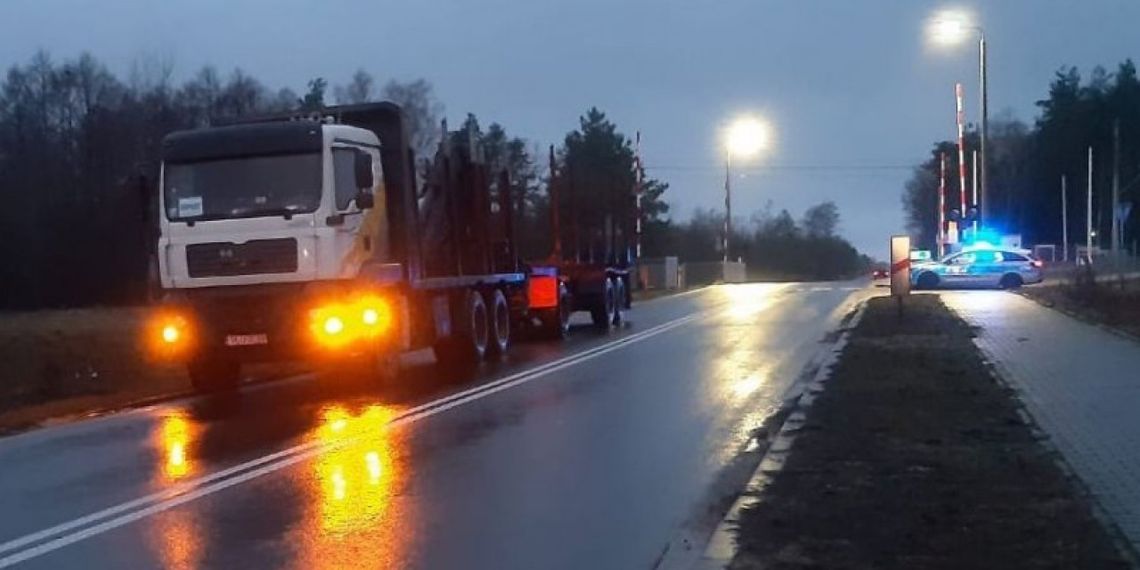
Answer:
[
  {"xmin": 648, "ymin": 201, "xmax": 868, "ymax": 280},
  {"xmin": 0, "ymin": 50, "xmax": 866, "ymax": 310},
  {"xmin": 902, "ymin": 59, "xmax": 1140, "ymax": 254}
]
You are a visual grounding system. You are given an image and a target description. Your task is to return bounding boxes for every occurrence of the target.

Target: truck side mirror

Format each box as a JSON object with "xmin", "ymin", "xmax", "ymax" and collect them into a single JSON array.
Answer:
[{"xmin": 354, "ymin": 149, "xmax": 374, "ymax": 190}]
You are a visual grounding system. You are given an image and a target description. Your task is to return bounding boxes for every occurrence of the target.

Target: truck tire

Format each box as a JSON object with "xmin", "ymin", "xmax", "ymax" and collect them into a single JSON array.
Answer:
[
  {"xmin": 188, "ymin": 355, "xmax": 241, "ymax": 394},
  {"xmin": 591, "ymin": 278, "xmax": 616, "ymax": 329},
  {"xmin": 434, "ymin": 290, "xmax": 489, "ymax": 370},
  {"xmin": 538, "ymin": 282, "xmax": 571, "ymax": 340},
  {"xmin": 486, "ymin": 288, "xmax": 511, "ymax": 358},
  {"xmin": 611, "ymin": 277, "xmax": 625, "ymax": 325}
]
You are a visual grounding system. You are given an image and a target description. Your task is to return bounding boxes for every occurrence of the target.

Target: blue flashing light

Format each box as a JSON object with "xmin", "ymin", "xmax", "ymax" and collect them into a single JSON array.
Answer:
[{"xmin": 964, "ymin": 227, "xmax": 1002, "ymax": 248}]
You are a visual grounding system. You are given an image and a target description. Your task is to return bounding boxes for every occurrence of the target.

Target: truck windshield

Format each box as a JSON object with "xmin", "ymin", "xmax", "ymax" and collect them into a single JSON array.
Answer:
[{"xmin": 164, "ymin": 153, "xmax": 322, "ymax": 221}]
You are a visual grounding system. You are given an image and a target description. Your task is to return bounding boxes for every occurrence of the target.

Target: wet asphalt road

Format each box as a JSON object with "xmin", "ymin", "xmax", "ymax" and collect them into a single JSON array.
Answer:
[{"xmin": 0, "ymin": 283, "xmax": 866, "ymax": 569}]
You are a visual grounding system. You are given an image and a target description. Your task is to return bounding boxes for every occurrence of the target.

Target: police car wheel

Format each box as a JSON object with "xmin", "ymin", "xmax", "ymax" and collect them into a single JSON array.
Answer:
[
  {"xmin": 999, "ymin": 273, "xmax": 1023, "ymax": 290},
  {"xmin": 917, "ymin": 272, "xmax": 939, "ymax": 290}
]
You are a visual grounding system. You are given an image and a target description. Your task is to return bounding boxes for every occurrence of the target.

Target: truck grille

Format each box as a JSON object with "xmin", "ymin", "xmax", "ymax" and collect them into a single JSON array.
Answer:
[{"xmin": 186, "ymin": 239, "xmax": 298, "ymax": 278}]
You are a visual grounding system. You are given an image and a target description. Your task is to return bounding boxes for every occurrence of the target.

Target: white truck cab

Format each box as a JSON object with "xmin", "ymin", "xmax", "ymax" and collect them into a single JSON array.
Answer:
[
  {"xmin": 158, "ymin": 122, "xmax": 386, "ymax": 289},
  {"xmin": 153, "ymin": 117, "xmax": 406, "ymax": 392}
]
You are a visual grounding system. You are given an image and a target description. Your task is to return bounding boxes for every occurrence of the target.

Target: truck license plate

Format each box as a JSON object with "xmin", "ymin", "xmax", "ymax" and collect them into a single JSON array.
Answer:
[{"xmin": 225, "ymin": 333, "xmax": 268, "ymax": 347}]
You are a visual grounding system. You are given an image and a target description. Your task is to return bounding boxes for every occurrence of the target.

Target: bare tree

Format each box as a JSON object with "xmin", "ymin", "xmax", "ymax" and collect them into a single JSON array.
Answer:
[
  {"xmin": 334, "ymin": 69, "xmax": 375, "ymax": 104},
  {"xmin": 381, "ymin": 78, "xmax": 444, "ymax": 159},
  {"xmin": 178, "ymin": 66, "xmax": 222, "ymax": 126},
  {"xmin": 268, "ymin": 87, "xmax": 298, "ymax": 112},
  {"xmin": 218, "ymin": 69, "xmax": 266, "ymax": 118},
  {"xmin": 802, "ymin": 201, "xmax": 840, "ymax": 238},
  {"xmin": 127, "ymin": 51, "xmax": 175, "ymax": 95}
]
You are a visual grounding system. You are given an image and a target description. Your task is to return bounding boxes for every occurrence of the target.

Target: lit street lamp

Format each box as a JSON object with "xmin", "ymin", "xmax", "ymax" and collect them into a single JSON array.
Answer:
[
  {"xmin": 929, "ymin": 10, "xmax": 988, "ymax": 227},
  {"xmin": 723, "ymin": 117, "xmax": 770, "ymax": 262}
]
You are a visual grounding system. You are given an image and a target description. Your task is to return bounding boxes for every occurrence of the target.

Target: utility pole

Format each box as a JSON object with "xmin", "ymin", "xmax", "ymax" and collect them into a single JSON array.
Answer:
[
  {"xmin": 938, "ymin": 153, "xmax": 947, "ymax": 258},
  {"xmin": 1113, "ymin": 119, "xmax": 1121, "ymax": 255},
  {"xmin": 1088, "ymin": 146, "xmax": 1094, "ymax": 256},
  {"xmin": 723, "ymin": 157, "xmax": 732, "ymax": 263},
  {"xmin": 1061, "ymin": 175, "xmax": 1068, "ymax": 262},
  {"xmin": 955, "ymin": 83, "xmax": 968, "ymax": 239},
  {"xmin": 979, "ymin": 33, "xmax": 989, "ymax": 227},
  {"xmin": 971, "ymin": 150, "xmax": 979, "ymax": 235},
  {"xmin": 548, "ymin": 145, "xmax": 562, "ymax": 262}
]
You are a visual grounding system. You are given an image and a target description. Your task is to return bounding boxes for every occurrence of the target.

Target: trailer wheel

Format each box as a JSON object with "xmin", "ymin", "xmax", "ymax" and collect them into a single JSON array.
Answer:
[
  {"xmin": 591, "ymin": 278, "xmax": 616, "ymax": 329},
  {"xmin": 611, "ymin": 277, "xmax": 625, "ymax": 325},
  {"xmin": 538, "ymin": 282, "xmax": 571, "ymax": 339},
  {"xmin": 434, "ymin": 289, "xmax": 489, "ymax": 369},
  {"xmin": 487, "ymin": 288, "xmax": 511, "ymax": 358},
  {"xmin": 188, "ymin": 354, "xmax": 241, "ymax": 394}
]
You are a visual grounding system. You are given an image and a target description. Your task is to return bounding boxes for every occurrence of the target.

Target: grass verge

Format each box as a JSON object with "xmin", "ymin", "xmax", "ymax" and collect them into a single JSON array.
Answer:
[
  {"xmin": 729, "ymin": 294, "xmax": 1130, "ymax": 569},
  {"xmin": 0, "ymin": 307, "xmax": 297, "ymax": 435},
  {"xmin": 1021, "ymin": 276, "xmax": 1140, "ymax": 339}
]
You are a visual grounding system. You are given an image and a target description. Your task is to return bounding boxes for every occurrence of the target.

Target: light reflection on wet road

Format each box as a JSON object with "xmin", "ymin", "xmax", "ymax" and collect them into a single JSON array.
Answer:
[{"xmin": 0, "ymin": 283, "xmax": 866, "ymax": 569}]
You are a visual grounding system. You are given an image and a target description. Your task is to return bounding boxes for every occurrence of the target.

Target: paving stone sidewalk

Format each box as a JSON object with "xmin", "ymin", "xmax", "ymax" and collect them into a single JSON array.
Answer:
[{"xmin": 943, "ymin": 290, "xmax": 1140, "ymax": 553}]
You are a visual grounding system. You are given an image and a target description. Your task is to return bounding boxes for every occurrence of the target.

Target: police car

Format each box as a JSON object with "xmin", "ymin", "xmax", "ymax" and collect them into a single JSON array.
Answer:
[{"xmin": 911, "ymin": 246, "xmax": 1044, "ymax": 290}]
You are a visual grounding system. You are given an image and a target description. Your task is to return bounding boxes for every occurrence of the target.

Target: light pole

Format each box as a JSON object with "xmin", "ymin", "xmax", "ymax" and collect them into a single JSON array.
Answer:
[
  {"xmin": 930, "ymin": 11, "xmax": 988, "ymax": 227},
  {"xmin": 723, "ymin": 117, "xmax": 770, "ymax": 262}
]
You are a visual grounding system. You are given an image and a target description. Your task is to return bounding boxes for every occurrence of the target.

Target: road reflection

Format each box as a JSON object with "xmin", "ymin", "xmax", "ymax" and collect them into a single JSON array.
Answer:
[
  {"xmin": 713, "ymin": 284, "xmax": 783, "ymax": 456},
  {"xmin": 720, "ymin": 283, "xmax": 779, "ymax": 321},
  {"xmin": 152, "ymin": 410, "xmax": 203, "ymax": 570},
  {"xmin": 159, "ymin": 412, "xmax": 197, "ymax": 482},
  {"xmin": 299, "ymin": 403, "xmax": 411, "ymax": 569}
]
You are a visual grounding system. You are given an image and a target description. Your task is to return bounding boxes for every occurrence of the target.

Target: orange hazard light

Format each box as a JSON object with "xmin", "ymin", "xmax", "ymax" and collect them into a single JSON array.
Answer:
[
  {"xmin": 309, "ymin": 293, "xmax": 394, "ymax": 349},
  {"xmin": 528, "ymin": 276, "xmax": 559, "ymax": 309},
  {"xmin": 147, "ymin": 311, "xmax": 194, "ymax": 360}
]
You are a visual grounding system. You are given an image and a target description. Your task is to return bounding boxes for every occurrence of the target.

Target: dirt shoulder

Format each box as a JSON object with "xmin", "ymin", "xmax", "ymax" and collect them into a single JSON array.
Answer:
[{"xmin": 730, "ymin": 294, "xmax": 1131, "ymax": 569}]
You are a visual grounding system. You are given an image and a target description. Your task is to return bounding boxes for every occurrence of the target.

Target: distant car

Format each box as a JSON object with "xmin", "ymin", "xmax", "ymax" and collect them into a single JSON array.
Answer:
[
  {"xmin": 911, "ymin": 248, "xmax": 1044, "ymax": 290},
  {"xmin": 871, "ymin": 268, "xmax": 889, "ymax": 280}
]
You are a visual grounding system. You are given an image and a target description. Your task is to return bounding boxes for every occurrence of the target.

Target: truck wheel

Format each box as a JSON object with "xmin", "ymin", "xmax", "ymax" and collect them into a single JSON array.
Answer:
[
  {"xmin": 434, "ymin": 290, "xmax": 489, "ymax": 369},
  {"xmin": 611, "ymin": 277, "xmax": 625, "ymax": 325},
  {"xmin": 486, "ymin": 288, "xmax": 511, "ymax": 358},
  {"xmin": 539, "ymin": 282, "xmax": 571, "ymax": 339},
  {"xmin": 188, "ymin": 355, "xmax": 241, "ymax": 394},
  {"xmin": 591, "ymin": 279, "xmax": 616, "ymax": 329}
]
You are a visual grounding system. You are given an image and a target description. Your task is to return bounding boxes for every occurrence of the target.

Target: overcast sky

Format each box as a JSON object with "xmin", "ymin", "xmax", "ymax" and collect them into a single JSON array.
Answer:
[{"xmin": 3, "ymin": 0, "xmax": 1139, "ymax": 256}]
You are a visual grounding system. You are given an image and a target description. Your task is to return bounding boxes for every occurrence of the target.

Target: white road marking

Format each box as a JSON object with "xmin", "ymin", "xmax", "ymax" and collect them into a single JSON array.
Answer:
[{"xmin": 0, "ymin": 310, "xmax": 706, "ymax": 568}]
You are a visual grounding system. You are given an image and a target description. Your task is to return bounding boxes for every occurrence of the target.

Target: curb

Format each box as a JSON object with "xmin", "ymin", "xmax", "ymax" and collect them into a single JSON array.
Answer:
[{"xmin": 691, "ymin": 299, "xmax": 869, "ymax": 569}]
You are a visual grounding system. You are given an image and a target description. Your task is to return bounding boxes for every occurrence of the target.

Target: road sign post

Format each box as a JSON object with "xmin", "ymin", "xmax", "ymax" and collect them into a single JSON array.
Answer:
[{"xmin": 891, "ymin": 235, "xmax": 911, "ymax": 317}]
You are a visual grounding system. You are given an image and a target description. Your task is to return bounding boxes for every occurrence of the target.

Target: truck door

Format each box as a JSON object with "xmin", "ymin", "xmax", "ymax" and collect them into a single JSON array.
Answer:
[{"xmin": 331, "ymin": 145, "xmax": 385, "ymax": 277}]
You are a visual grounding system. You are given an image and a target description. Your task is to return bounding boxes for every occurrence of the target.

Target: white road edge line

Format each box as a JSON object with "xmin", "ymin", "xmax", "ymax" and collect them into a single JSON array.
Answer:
[{"xmin": 0, "ymin": 311, "xmax": 706, "ymax": 568}]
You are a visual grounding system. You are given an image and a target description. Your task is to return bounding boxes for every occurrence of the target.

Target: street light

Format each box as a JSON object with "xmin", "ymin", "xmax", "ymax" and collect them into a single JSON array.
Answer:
[
  {"xmin": 928, "ymin": 9, "xmax": 988, "ymax": 228},
  {"xmin": 722, "ymin": 117, "xmax": 771, "ymax": 262}
]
